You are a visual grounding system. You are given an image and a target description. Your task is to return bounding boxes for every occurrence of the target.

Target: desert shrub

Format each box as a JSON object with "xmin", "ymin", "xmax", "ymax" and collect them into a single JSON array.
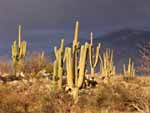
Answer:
[
  {"xmin": 0, "ymin": 57, "xmax": 13, "ymax": 74},
  {"xmin": 23, "ymin": 52, "xmax": 53, "ymax": 75},
  {"xmin": 114, "ymin": 83, "xmax": 150, "ymax": 113},
  {"xmin": 96, "ymin": 81, "xmax": 150, "ymax": 112},
  {"xmin": 44, "ymin": 63, "xmax": 53, "ymax": 74},
  {"xmin": 96, "ymin": 83, "xmax": 119, "ymax": 109},
  {"xmin": 138, "ymin": 41, "xmax": 150, "ymax": 75},
  {"xmin": 0, "ymin": 82, "xmax": 73, "ymax": 113}
]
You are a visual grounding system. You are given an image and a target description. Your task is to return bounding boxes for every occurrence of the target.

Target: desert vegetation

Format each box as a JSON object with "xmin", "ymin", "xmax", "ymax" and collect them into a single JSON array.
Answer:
[
  {"xmin": 0, "ymin": 21, "xmax": 150, "ymax": 113},
  {"xmin": 138, "ymin": 41, "xmax": 150, "ymax": 75}
]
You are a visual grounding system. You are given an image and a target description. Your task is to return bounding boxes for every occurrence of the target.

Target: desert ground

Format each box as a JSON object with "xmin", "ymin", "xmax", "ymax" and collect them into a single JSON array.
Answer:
[{"xmin": 0, "ymin": 72, "xmax": 150, "ymax": 113}]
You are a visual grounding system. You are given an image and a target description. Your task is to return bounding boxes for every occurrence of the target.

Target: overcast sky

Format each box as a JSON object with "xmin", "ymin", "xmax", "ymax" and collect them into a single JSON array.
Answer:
[{"xmin": 0, "ymin": 0, "xmax": 150, "ymax": 36}]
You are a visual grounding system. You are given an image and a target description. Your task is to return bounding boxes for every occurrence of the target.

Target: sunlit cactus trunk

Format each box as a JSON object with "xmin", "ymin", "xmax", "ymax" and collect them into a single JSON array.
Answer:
[
  {"xmin": 89, "ymin": 32, "xmax": 101, "ymax": 76},
  {"xmin": 63, "ymin": 21, "xmax": 89, "ymax": 103},
  {"xmin": 52, "ymin": 39, "xmax": 64, "ymax": 90},
  {"xmin": 72, "ymin": 20, "xmax": 79, "ymax": 85},
  {"xmin": 11, "ymin": 25, "xmax": 27, "ymax": 73},
  {"xmin": 77, "ymin": 43, "xmax": 88, "ymax": 88},
  {"xmin": 64, "ymin": 48, "xmax": 74, "ymax": 88},
  {"xmin": 64, "ymin": 43, "xmax": 88, "ymax": 102}
]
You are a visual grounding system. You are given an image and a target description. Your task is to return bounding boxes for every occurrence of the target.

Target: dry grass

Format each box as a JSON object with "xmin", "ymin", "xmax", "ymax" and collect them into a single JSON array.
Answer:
[
  {"xmin": 0, "ymin": 57, "xmax": 13, "ymax": 74},
  {"xmin": 0, "ymin": 54, "xmax": 150, "ymax": 113},
  {"xmin": 23, "ymin": 52, "xmax": 53, "ymax": 74},
  {"xmin": 0, "ymin": 80, "xmax": 73, "ymax": 113},
  {"xmin": 73, "ymin": 75, "xmax": 150, "ymax": 113},
  {"xmin": 0, "ymin": 75, "xmax": 149, "ymax": 113}
]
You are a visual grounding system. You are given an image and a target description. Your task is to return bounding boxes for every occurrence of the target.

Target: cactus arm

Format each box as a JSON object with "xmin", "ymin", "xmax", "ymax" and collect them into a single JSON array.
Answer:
[
  {"xmin": 18, "ymin": 25, "xmax": 22, "ymax": 48},
  {"xmin": 89, "ymin": 44, "xmax": 93, "ymax": 67},
  {"xmin": 73, "ymin": 20, "xmax": 79, "ymax": 53},
  {"xmin": 90, "ymin": 32, "xmax": 93, "ymax": 45},
  {"xmin": 52, "ymin": 39, "xmax": 65, "ymax": 90},
  {"xmin": 64, "ymin": 48, "xmax": 74, "ymax": 88},
  {"xmin": 89, "ymin": 32, "xmax": 101, "ymax": 76},
  {"xmin": 22, "ymin": 41, "xmax": 27, "ymax": 57},
  {"xmin": 11, "ymin": 41, "xmax": 17, "ymax": 59},
  {"xmin": 60, "ymin": 39, "xmax": 64, "ymax": 52},
  {"xmin": 94, "ymin": 43, "xmax": 101, "ymax": 67},
  {"xmin": 77, "ymin": 43, "xmax": 88, "ymax": 88},
  {"xmin": 54, "ymin": 46, "xmax": 57, "ymax": 57}
]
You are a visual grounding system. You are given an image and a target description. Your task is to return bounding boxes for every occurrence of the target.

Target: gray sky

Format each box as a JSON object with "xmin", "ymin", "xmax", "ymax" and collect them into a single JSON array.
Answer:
[{"xmin": 0, "ymin": 0, "xmax": 150, "ymax": 35}]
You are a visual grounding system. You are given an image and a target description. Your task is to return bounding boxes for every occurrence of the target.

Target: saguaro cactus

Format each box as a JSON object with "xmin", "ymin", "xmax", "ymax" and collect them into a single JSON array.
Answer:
[
  {"xmin": 77, "ymin": 43, "xmax": 88, "ymax": 88},
  {"xmin": 52, "ymin": 39, "xmax": 64, "ymax": 90},
  {"xmin": 63, "ymin": 20, "xmax": 89, "ymax": 102},
  {"xmin": 72, "ymin": 20, "xmax": 80, "ymax": 85},
  {"xmin": 11, "ymin": 25, "xmax": 27, "ymax": 72},
  {"xmin": 123, "ymin": 58, "xmax": 135, "ymax": 78},
  {"xmin": 100, "ymin": 48, "xmax": 116, "ymax": 79},
  {"xmin": 64, "ymin": 42, "xmax": 88, "ymax": 102},
  {"xmin": 89, "ymin": 32, "xmax": 101, "ymax": 76}
]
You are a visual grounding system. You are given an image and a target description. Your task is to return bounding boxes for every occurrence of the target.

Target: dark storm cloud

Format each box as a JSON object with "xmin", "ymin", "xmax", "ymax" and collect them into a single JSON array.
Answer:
[
  {"xmin": 63, "ymin": 0, "xmax": 150, "ymax": 28},
  {"xmin": 0, "ymin": 0, "xmax": 150, "ymax": 32}
]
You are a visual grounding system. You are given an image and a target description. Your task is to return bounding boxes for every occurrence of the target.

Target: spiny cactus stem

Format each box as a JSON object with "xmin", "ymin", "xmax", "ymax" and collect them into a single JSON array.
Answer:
[
  {"xmin": 73, "ymin": 20, "xmax": 79, "ymax": 53},
  {"xmin": 90, "ymin": 32, "xmax": 93, "ymax": 45},
  {"xmin": 74, "ymin": 20, "xmax": 79, "ymax": 45},
  {"xmin": 18, "ymin": 25, "xmax": 22, "ymax": 48}
]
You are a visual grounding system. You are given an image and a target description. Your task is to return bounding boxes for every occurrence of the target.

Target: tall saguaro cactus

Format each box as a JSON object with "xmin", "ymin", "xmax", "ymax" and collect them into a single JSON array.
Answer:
[
  {"xmin": 89, "ymin": 32, "xmax": 101, "ymax": 76},
  {"xmin": 123, "ymin": 58, "xmax": 135, "ymax": 78},
  {"xmin": 72, "ymin": 20, "xmax": 80, "ymax": 86},
  {"xmin": 52, "ymin": 39, "xmax": 64, "ymax": 90},
  {"xmin": 11, "ymin": 25, "xmax": 27, "ymax": 72},
  {"xmin": 63, "ymin": 20, "xmax": 89, "ymax": 102},
  {"xmin": 64, "ymin": 42, "xmax": 88, "ymax": 102},
  {"xmin": 72, "ymin": 20, "xmax": 79, "ymax": 53}
]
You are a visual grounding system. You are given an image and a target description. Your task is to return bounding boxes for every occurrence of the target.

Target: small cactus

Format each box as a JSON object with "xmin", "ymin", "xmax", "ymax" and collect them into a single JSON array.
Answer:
[
  {"xmin": 11, "ymin": 25, "xmax": 27, "ymax": 73},
  {"xmin": 123, "ymin": 58, "xmax": 135, "ymax": 78},
  {"xmin": 52, "ymin": 39, "xmax": 64, "ymax": 90},
  {"xmin": 89, "ymin": 32, "xmax": 101, "ymax": 76},
  {"xmin": 100, "ymin": 48, "xmax": 116, "ymax": 79}
]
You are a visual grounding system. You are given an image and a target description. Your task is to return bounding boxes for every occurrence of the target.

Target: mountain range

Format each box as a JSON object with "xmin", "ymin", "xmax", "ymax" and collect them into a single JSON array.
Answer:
[{"xmin": 90, "ymin": 28, "xmax": 150, "ymax": 73}]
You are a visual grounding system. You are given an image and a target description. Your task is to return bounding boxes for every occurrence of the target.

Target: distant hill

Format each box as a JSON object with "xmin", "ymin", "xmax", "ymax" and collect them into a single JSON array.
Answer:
[
  {"xmin": 92, "ymin": 28, "xmax": 150, "ymax": 73},
  {"xmin": 64, "ymin": 28, "xmax": 150, "ymax": 73}
]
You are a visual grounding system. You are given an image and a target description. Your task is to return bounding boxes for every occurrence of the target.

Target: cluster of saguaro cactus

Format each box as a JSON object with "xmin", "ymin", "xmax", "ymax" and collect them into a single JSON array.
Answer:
[
  {"xmin": 64, "ymin": 42, "xmax": 88, "ymax": 101},
  {"xmin": 123, "ymin": 58, "xmax": 135, "ymax": 78},
  {"xmin": 11, "ymin": 25, "xmax": 27, "ymax": 72},
  {"xmin": 63, "ymin": 21, "xmax": 89, "ymax": 102},
  {"xmin": 52, "ymin": 39, "xmax": 64, "ymax": 90},
  {"xmin": 89, "ymin": 32, "xmax": 101, "ymax": 76},
  {"xmin": 9, "ymin": 20, "xmax": 139, "ymax": 103},
  {"xmin": 100, "ymin": 48, "xmax": 116, "ymax": 78}
]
